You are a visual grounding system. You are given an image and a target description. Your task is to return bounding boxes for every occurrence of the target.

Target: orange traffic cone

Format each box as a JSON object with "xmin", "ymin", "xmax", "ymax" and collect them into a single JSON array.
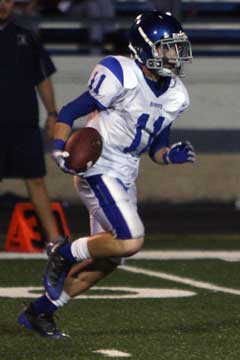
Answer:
[{"xmin": 4, "ymin": 202, "xmax": 70, "ymax": 253}]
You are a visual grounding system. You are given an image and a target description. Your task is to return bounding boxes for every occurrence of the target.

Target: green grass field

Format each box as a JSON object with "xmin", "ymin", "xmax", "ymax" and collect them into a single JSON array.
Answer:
[{"xmin": 1, "ymin": 234, "xmax": 240, "ymax": 360}]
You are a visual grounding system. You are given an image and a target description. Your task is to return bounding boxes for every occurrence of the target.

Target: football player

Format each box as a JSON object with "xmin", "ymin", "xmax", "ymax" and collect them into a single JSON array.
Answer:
[{"xmin": 18, "ymin": 11, "xmax": 196, "ymax": 338}]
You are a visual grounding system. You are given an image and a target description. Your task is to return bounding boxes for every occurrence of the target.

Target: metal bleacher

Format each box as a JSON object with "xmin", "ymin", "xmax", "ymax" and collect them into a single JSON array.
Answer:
[{"xmin": 35, "ymin": 0, "xmax": 240, "ymax": 56}]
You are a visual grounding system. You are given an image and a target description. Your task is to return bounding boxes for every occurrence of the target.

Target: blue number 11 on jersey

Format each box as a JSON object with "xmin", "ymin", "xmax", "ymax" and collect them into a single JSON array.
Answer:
[{"xmin": 124, "ymin": 114, "xmax": 165, "ymax": 156}]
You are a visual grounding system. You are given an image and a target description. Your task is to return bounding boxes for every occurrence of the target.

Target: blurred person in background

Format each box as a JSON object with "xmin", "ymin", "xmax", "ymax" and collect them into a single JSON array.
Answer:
[
  {"xmin": 37, "ymin": 0, "xmax": 63, "ymax": 15},
  {"xmin": 13, "ymin": 0, "xmax": 71, "ymax": 17},
  {"xmin": 150, "ymin": 0, "xmax": 181, "ymax": 20},
  {"xmin": 19, "ymin": 0, "xmax": 74, "ymax": 16},
  {"xmin": 0, "ymin": 0, "xmax": 62, "ymax": 244},
  {"xmin": 12, "ymin": 0, "xmax": 39, "ymax": 31},
  {"xmin": 68, "ymin": 0, "xmax": 116, "ymax": 53}
]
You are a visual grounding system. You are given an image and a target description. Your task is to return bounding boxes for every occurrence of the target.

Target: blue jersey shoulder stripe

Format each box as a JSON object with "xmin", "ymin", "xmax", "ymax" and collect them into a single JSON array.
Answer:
[{"xmin": 99, "ymin": 57, "xmax": 124, "ymax": 86}]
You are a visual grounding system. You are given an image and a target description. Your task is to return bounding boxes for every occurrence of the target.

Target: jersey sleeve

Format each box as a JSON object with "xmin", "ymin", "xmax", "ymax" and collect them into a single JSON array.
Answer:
[
  {"xmin": 58, "ymin": 91, "xmax": 100, "ymax": 127},
  {"xmin": 88, "ymin": 56, "xmax": 124, "ymax": 109},
  {"xmin": 29, "ymin": 32, "xmax": 56, "ymax": 85}
]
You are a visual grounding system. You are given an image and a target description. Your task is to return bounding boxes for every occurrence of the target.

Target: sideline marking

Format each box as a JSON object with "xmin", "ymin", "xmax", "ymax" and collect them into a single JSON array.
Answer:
[
  {"xmin": 94, "ymin": 349, "xmax": 131, "ymax": 358},
  {"xmin": 122, "ymin": 265, "xmax": 240, "ymax": 295},
  {"xmin": 134, "ymin": 250, "xmax": 240, "ymax": 262},
  {"xmin": 1, "ymin": 250, "xmax": 240, "ymax": 262},
  {"xmin": 0, "ymin": 286, "xmax": 195, "ymax": 299}
]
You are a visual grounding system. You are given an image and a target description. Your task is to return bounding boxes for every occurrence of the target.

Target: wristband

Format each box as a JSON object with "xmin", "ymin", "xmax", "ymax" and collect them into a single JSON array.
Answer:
[
  {"xmin": 53, "ymin": 139, "xmax": 65, "ymax": 151},
  {"xmin": 48, "ymin": 111, "xmax": 58, "ymax": 117}
]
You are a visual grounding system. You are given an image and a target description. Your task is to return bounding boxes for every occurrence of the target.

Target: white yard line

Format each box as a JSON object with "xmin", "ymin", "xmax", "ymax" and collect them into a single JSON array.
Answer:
[
  {"xmin": 121, "ymin": 265, "xmax": 240, "ymax": 296},
  {"xmin": 1, "ymin": 250, "xmax": 240, "ymax": 262},
  {"xmin": 134, "ymin": 251, "xmax": 240, "ymax": 262},
  {"xmin": 0, "ymin": 252, "xmax": 48, "ymax": 259},
  {"xmin": 94, "ymin": 349, "xmax": 131, "ymax": 358}
]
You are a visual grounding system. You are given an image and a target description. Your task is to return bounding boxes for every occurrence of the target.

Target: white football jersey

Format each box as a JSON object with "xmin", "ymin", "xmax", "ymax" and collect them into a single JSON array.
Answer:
[{"xmin": 84, "ymin": 55, "xmax": 189, "ymax": 186}]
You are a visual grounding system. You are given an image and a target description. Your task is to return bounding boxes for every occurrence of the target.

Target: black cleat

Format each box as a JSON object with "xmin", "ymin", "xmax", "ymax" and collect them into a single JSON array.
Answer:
[
  {"xmin": 44, "ymin": 238, "xmax": 72, "ymax": 300},
  {"xmin": 18, "ymin": 304, "xmax": 69, "ymax": 339}
]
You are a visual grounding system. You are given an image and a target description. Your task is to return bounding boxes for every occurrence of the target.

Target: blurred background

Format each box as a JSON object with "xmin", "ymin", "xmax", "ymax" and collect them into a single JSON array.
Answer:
[{"xmin": 2, "ymin": 0, "xmax": 240, "ymax": 237}]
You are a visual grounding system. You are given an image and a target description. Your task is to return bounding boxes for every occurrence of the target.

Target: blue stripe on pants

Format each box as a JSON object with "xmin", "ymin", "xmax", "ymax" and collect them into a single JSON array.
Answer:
[{"xmin": 86, "ymin": 175, "xmax": 132, "ymax": 239}]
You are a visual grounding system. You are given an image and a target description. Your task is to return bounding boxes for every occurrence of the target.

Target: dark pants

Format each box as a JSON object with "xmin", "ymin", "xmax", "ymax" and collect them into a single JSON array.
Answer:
[{"xmin": 0, "ymin": 127, "xmax": 46, "ymax": 180}]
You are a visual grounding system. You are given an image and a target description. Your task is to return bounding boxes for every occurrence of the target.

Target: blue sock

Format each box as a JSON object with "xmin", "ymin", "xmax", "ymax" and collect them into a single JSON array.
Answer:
[
  {"xmin": 58, "ymin": 243, "xmax": 76, "ymax": 264},
  {"xmin": 31, "ymin": 294, "xmax": 57, "ymax": 315}
]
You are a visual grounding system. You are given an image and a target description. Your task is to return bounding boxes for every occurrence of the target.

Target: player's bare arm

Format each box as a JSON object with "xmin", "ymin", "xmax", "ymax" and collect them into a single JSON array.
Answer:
[
  {"xmin": 151, "ymin": 146, "xmax": 169, "ymax": 164},
  {"xmin": 37, "ymin": 78, "xmax": 58, "ymax": 139},
  {"xmin": 54, "ymin": 122, "xmax": 72, "ymax": 142}
]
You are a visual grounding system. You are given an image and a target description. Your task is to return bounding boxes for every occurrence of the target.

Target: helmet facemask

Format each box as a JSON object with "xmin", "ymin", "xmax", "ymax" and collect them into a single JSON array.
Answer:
[{"xmin": 147, "ymin": 32, "xmax": 192, "ymax": 77}]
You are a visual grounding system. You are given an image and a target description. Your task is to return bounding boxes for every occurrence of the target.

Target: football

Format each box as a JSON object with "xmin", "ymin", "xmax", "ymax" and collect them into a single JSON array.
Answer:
[{"xmin": 64, "ymin": 127, "xmax": 103, "ymax": 172}]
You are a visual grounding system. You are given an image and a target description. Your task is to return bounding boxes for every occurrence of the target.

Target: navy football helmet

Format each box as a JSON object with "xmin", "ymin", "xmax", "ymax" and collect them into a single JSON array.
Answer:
[{"xmin": 129, "ymin": 11, "xmax": 192, "ymax": 77}]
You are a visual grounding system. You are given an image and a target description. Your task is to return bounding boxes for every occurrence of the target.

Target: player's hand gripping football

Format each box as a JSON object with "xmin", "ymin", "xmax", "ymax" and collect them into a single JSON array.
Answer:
[
  {"xmin": 163, "ymin": 141, "xmax": 196, "ymax": 164},
  {"xmin": 52, "ymin": 150, "xmax": 77, "ymax": 174}
]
